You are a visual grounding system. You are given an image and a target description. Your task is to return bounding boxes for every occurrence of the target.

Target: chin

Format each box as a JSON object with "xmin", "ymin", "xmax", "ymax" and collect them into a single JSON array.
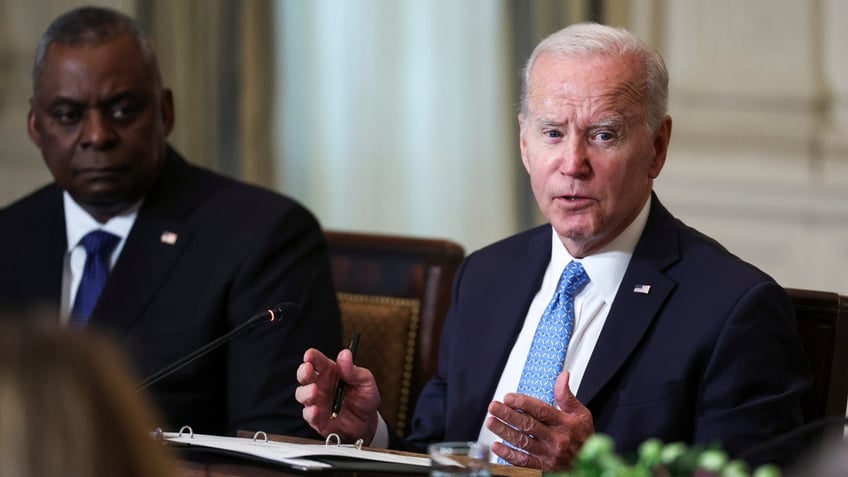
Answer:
[{"xmin": 551, "ymin": 219, "xmax": 595, "ymax": 239}]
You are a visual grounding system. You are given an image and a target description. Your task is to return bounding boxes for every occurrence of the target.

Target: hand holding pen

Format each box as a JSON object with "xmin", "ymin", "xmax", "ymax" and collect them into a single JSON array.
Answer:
[
  {"xmin": 295, "ymin": 334, "xmax": 381, "ymax": 443},
  {"xmin": 331, "ymin": 332, "xmax": 361, "ymax": 419}
]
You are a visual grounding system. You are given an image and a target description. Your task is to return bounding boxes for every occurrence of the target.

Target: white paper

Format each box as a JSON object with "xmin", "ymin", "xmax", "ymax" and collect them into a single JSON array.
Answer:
[{"xmin": 163, "ymin": 432, "xmax": 431, "ymax": 471}]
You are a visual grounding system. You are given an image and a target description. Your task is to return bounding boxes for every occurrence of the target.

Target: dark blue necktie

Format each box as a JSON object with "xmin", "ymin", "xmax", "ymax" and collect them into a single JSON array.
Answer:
[{"xmin": 69, "ymin": 230, "xmax": 120, "ymax": 330}]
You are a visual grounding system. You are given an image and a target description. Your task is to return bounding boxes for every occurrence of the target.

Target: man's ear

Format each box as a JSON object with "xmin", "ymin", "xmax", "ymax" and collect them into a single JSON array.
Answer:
[
  {"xmin": 27, "ymin": 100, "xmax": 42, "ymax": 148},
  {"xmin": 649, "ymin": 116, "xmax": 672, "ymax": 179},
  {"xmin": 160, "ymin": 88, "xmax": 175, "ymax": 137},
  {"xmin": 518, "ymin": 113, "xmax": 531, "ymax": 174}
]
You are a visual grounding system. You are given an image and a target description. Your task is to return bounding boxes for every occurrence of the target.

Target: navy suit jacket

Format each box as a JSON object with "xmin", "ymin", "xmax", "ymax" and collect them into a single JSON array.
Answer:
[
  {"xmin": 0, "ymin": 147, "xmax": 342, "ymax": 437},
  {"xmin": 403, "ymin": 195, "xmax": 811, "ymax": 467}
]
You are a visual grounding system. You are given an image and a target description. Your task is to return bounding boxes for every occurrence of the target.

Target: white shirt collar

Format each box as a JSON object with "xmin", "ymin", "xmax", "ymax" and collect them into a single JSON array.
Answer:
[
  {"xmin": 549, "ymin": 195, "xmax": 652, "ymax": 303},
  {"xmin": 63, "ymin": 192, "xmax": 142, "ymax": 249}
]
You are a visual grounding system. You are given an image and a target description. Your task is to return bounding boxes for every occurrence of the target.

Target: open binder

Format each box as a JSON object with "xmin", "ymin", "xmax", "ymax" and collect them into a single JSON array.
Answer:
[{"xmin": 162, "ymin": 427, "xmax": 431, "ymax": 474}]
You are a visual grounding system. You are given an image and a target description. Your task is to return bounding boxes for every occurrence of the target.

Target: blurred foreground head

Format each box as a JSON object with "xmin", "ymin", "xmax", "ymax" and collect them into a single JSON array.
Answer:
[{"xmin": 0, "ymin": 318, "xmax": 176, "ymax": 477}]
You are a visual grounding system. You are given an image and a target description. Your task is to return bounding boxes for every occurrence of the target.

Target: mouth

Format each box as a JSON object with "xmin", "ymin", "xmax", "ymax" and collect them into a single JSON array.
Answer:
[
  {"xmin": 558, "ymin": 193, "xmax": 593, "ymax": 201},
  {"xmin": 75, "ymin": 166, "xmax": 128, "ymax": 180},
  {"xmin": 554, "ymin": 194, "xmax": 596, "ymax": 208}
]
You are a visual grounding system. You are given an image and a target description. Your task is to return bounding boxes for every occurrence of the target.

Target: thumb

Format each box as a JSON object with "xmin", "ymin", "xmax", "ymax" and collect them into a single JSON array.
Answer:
[
  {"xmin": 554, "ymin": 371, "xmax": 580, "ymax": 412},
  {"xmin": 336, "ymin": 348, "xmax": 369, "ymax": 386}
]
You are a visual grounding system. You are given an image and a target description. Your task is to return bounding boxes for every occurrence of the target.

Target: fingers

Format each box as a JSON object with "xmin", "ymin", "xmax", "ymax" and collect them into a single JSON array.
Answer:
[
  {"xmin": 299, "ymin": 348, "xmax": 334, "ymax": 382},
  {"xmin": 501, "ymin": 392, "xmax": 561, "ymax": 425},
  {"xmin": 486, "ymin": 376, "xmax": 595, "ymax": 470},
  {"xmin": 296, "ymin": 361, "xmax": 318, "ymax": 384},
  {"xmin": 487, "ymin": 399, "xmax": 548, "ymax": 457},
  {"xmin": 490, "ymin": 436, "xmax": 537, "ymax": 468},
  {"xmin": 295, "ymin": 349, "xmax": 338, "ymax": 425}
]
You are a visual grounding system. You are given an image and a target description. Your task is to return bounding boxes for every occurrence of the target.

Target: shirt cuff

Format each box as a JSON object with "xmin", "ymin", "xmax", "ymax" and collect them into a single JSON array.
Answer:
[{"xmin": 370, "ymin": 413, "xmax": 389, "ymax": 448}]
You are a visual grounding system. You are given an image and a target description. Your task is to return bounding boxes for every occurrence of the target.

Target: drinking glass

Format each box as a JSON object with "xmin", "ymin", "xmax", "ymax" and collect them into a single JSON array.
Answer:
[{"xmin": 428, "ymin": 441, "xmax": 491, "ymax": 477}]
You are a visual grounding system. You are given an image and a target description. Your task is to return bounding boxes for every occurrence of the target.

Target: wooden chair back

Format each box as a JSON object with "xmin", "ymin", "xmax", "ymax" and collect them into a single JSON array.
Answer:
[
  {"xmin": 325, "ymin": 230, "xmax": 465, "ymax": 436},
  {"xmin": 787, "ymin": 288, "xmax": 848, "ymax": 423}
]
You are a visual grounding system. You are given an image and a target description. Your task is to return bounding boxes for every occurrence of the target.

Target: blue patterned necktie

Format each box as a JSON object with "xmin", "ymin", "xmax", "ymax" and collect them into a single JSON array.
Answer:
[
  {"xmin": 498, "ymin": 260, "xmax": 589, "ymax": 465},
  {"xmin": 517, "ymin": 260, "xmax": 589, "ymax": 403},
  {"xmin": 499, "ymin": 261, "xmax": 589, "ymax": 464},
  {"xmin": 69, "ymin": 230, "xmax": 120, "ymax": 330}
]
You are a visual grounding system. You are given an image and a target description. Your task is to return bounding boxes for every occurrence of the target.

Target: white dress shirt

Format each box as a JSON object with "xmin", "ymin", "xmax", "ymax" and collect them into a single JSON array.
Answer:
[
  {"xmin": 475, "ymin": 198, "xmax": 651, "ymax": 454},
  {"xmin": 61, "ymin": 192, "xmax": 141, "ymax": 324}
]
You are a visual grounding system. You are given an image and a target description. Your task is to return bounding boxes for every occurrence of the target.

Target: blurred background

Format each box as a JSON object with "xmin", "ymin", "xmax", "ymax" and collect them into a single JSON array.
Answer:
[{"xmin": 1, "ymin": 0, "xmax": 846, "ymax": 294}]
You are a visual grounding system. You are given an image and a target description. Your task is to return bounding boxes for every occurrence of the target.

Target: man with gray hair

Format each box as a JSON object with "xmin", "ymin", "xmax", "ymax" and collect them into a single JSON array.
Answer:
[{"xmin": 296, "ymin": 22, "xmax": 811, "ymax": 470}]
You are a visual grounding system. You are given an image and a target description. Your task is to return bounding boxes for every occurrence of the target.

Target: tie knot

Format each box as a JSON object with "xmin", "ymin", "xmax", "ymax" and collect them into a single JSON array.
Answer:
[
  {"xmin": 80, "ymin": 230, "xmax": 121, "ymax": 256},
  {"xmin": 559, "ymin": 261, "xmax": 589, "ymax": 297}
]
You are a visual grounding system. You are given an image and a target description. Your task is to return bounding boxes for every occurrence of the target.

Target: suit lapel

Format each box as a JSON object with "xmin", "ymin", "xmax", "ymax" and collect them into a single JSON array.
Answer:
[
  {"xmin": 577, "ymin": 197, "xmax": 681, "ymax": 405},
  {"xmin": 34, "ymin": 186, "xmax": 67, "ymax": 310},
  {"xmin": 90, "ymin": 149, "xmax": 196, "ymax": 336},
  {"xmin": 93, "ymin": 217, "xmax": 191, "ymax": 336},
  {"xmin": 454, "ymin": 226, "xmax": 551, "ymax": 437}
]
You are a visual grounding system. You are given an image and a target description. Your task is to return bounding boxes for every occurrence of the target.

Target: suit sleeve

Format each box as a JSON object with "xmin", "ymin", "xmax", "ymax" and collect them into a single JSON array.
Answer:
[
  {"xmin": 224, "ymin": 202, "xmax": 342, "ymax": 437},
  {"xmin": 400, "ymin": 256, "xmax": 471, "ymax": 451},
  {"xmin": 695, "ymin": 281, "xmax": 811, "ymax": 467}
]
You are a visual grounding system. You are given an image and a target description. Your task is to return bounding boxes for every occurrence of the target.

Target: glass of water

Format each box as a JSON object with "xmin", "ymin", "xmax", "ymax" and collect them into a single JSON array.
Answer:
[{"xmin": 428, "ymin": 441, "xmax": 491, "ymax": 477}]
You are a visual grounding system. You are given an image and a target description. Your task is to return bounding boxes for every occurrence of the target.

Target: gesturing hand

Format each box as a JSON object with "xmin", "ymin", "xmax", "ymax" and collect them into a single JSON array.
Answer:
[
  {"xmin": 295, "ymin": 347, "xmax": 381, "ymax": 444},
  {"xmin": 485, "ymin": 371, "xmax": 594, "ymax": 470}
]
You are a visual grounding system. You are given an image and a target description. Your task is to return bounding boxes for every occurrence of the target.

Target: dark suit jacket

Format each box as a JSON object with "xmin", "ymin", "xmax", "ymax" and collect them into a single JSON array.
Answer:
[
  {"xmin": 0, "ymin": 147, "xmax": 342, "ymax": 437},
  {"xmin": 403, "ymin": 195, "xmax": 811, "ymax": 468}
]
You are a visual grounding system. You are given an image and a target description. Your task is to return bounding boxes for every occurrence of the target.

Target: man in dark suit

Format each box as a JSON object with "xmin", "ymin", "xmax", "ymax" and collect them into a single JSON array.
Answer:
[
  {"xmin": 0, "ymin": 6, "xmax": 341, "ymax": 437},
  {"xmin": 295, "ymin": 22, "xmax": 811, "ymax": 470}
]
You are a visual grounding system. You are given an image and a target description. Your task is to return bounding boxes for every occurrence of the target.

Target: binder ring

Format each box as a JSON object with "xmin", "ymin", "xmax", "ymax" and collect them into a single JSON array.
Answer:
[
  {"xmin": 325, "ymin": 433, "xmax": 342, "ymax": 447},
  {"xmin": 324, "ymin": 433, "xmax": 364, "ymax": 450},
  {"xmin": 178, "ymin": 425, "xmax": 194, "ymax": 439},
  {"xmin": 253, "ymin": 431, "xmax": 268, "ymax": 444}
]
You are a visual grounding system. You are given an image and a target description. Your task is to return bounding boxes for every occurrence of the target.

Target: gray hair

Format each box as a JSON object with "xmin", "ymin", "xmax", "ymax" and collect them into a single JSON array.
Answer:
[
  {"xmin": 32, "ymin": 6, "xmax": 162, "ymax": 94},
  {"xmin": 519, "ymin": 22, "xmax": 669, "ymax": 132}
]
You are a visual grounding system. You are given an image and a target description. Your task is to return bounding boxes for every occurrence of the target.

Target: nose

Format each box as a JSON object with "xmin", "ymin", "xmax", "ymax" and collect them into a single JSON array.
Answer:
[
  {"xmin": 79, "ymin": 109, "xmax": 117, "ymax": 150},
  {"xmin": 558, "ymin": 136, "xmax": 591, "ymax": 178}
]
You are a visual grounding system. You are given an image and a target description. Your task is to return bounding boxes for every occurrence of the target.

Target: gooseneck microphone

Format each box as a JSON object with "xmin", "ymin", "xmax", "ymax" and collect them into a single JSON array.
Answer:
[{"xmin": 136, "ymin": 302, "xmax": 300, "ymax": 391}]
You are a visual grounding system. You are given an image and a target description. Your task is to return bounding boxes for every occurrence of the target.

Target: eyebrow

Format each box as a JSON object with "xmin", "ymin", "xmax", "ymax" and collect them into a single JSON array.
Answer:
[
  {"xmin": 46, "ymin": 91, "xmax": 140, "ymax": 108},
  {"xmin": 534, "ymin": 114, "xmax": 627, "ymax": 130},
  {"xmin": 537, "ymin": 117, "xmax": 566, "ymax": 128},
  {"xmin": 593, "ymin": 116, "xmax": 626, "ymax": 130}
]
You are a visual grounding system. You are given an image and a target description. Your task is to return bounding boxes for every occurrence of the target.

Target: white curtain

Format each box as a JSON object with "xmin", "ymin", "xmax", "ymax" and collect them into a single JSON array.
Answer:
[{"xmin": 273, "ymin": 0, "xmax": 518, "ymax": 252}]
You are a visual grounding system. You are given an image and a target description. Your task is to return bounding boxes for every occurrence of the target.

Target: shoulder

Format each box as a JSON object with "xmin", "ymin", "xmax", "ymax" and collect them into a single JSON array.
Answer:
[
  {"xmin": 198, "ymin": 167, "xmax": 310, "ymax": 214},
  {"xmin": 152, "ymin": 153, "xmax": 321, "ymax": 230},
  {"xmin": 653, "ymin": 211, "xmax": 788, "ymax": 316},
  {"xmin": 454, "ymin": 224, "xmax": 550, "ymax": 283},
  {"xmin": 675, "ymin": 219, "xmax": 776, "ymax": 287},
  {"xmin": 645, "ymin": 196, "xmax": 777, "ymax": 287},
  {"xmin": 0, "ymin": 183, "xmax": 62, "ymax": 226}
]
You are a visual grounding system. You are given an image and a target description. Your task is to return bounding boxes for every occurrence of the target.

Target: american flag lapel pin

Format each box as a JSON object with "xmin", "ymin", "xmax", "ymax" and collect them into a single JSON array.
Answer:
[
  {"xmin": 633, "ymin": 284, "xmax": 651, "ymax": 294},
  {"xmin": 160, "ymin": 231, "xmax": 178, "ymax": 245}
]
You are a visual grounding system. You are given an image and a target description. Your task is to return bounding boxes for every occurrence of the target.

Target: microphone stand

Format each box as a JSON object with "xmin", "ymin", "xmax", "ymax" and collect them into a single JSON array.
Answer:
[{"xmin": 136, "ymin": 303, "xmax": 297, "ymax": 391}]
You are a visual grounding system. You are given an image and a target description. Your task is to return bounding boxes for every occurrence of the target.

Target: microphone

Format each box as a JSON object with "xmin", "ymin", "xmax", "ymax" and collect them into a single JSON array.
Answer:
[{"xmin": 135, "ymin": 302, "xmax": 299, "ymax": 391}]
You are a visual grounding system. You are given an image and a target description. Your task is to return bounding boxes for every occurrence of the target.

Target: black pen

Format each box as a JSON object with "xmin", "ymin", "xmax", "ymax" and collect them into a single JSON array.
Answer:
[{"xmin": 330, "ymin": 331, "xmax": 361, "ymax": 419}]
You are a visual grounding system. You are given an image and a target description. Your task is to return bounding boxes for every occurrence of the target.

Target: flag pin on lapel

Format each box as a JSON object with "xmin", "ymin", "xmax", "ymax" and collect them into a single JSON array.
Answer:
[
  {"xmin": 160, "ymin": 231, "xmax": 178, "ymax": 245},
  {"xmin": 633, "ymin": 284, "xmax": 651, "ymax": 294}
]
